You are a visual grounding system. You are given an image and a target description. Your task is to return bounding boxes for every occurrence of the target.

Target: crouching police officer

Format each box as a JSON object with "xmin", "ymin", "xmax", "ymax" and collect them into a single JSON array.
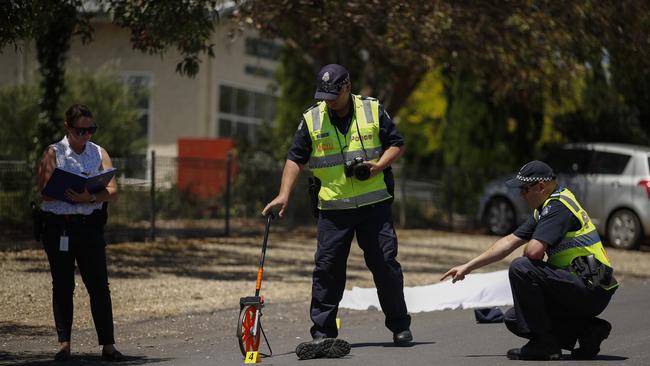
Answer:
[
  {"xmin": 262, "ymin": 64, "xmax": 412, "ymax": 360},
  {"xmin": 442, "ymin": 160, "xmax": 617, "ymax": 360}
]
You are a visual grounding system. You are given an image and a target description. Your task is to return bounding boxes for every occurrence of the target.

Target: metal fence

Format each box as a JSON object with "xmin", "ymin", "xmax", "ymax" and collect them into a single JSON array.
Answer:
[{"xmin": 0, "ymin": 153, "xmax": 498, "ymax": 246}]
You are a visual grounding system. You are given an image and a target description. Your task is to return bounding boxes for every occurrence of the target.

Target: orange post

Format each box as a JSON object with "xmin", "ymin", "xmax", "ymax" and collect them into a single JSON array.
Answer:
[{"xmin": 255, "ymin": 268, "xmax": 264, "ymax": 291}]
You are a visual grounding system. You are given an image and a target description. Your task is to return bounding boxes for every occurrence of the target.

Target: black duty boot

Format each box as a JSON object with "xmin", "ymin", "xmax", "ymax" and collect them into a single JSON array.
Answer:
[
  {"xmin": 54, "ymin": 349, "xmax": 70, "ymax": 362},
  {"xmin": 393, "ymin": 329, "xmax": 413, "ymax": 346},
  {"xmin": 101, "ymin": 349, "xmax": 125, "ymax": 362},
  {"xmin": 507, "ymin": 337, "xmax": 562, "ymax": 361},
  {"xmin": 295, "ymin": 338, "xmax": 350, "ymax": 360},
  {"xmin": 571, "ymin": 318, "xmax": 612, "ymax": 360}
]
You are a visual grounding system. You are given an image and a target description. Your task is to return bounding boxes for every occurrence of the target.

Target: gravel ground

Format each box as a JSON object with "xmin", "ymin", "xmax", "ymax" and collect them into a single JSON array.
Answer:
[{"xmin": 2, "ymin": 228, "xmax": 649, "ymax": 339}]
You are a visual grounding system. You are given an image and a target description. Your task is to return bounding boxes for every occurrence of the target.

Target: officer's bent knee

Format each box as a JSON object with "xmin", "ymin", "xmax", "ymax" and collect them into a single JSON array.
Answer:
[{"xmin": 509, "ymin": 256, "xmax": 533, "ymax": 274}]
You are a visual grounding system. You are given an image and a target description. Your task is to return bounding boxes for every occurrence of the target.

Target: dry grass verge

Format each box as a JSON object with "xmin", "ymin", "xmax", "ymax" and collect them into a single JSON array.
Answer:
[{"xmin": 1, "ymin": 229, "xmax": 648, "ymax": 335}]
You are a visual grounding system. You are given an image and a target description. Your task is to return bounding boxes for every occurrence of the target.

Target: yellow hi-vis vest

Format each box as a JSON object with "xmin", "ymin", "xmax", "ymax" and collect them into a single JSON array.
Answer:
[
  {"xmin": 537, "ymin": 188, "xmax": 613, "ymax": 270},
  {"xmin": 303, "ymin": 94, "xmax": 392, "ymax": 210}
]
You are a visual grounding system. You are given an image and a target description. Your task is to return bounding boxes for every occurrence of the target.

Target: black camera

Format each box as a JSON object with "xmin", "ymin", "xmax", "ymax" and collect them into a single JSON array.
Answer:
[{"xmin": 344, "ymin": 156, "xmax": 371, "ymax": 181}]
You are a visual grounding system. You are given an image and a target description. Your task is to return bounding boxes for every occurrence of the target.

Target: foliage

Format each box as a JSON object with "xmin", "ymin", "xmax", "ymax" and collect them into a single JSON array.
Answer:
[
  {"xmin": 35, "ymin": 1, "xmax": 88, "ymax": 125},
  {"xmin": 271, "ymin": 47, "xmax": 316, "ymax": 160},
  {"xmin": 154, "ymin": 186, "xmax": 207, "ymax": 220},
  {"xmin": 230, "ymin": 122, "xmax": 283, "ymax": 217},
  {"xmin": 0, "ymin": 158, "xmax": 32, "ymax": 225},
  {"xmin": 234, "ymin": 1, "xmax": 650, "ymax": 115},
  {"xmin": 1, "ymin": 0, "xmax": 220, "ymax": 79},
  {"xmin": 229, "ymin": 123, "xmax": 314, "ymax": 224},
  {"xmin": 2, "ymin": 0, "xmax": 222, "ymax": 161},
  {"xmin": 396, "ymin": 69, "xmax": 447, "ymax": 171},
  {"xmin": 0, "ymin": 190, "xmax": 32, "ymax": 226},
  {"xmin": 0, "ymin": 84, "xmax": 41, "ymax": 160},
  {"xmin": 0, "ymin": 72, "xmax": 146, "ymax": 160},
  {"xmin": 398, "ymin": 66, "xmax": 536, "ymax": 173},
  {"xmin": 60, "ymin": 72, "xmax": 147, "ymax": 156},
  {"xmin": 238, "ymin": 0, "xmax": 650, "ymax": 210},
  {"xmin": 437, "ymin": 71, "xmax": 516, "ymax": 214},
  {"xmin": 3, "ymin": 1, "xmax": 94, "ymax": 160},
  {"xmin": 109, "ymin": 0, "xmax": 219, "ymax": 77},
  {"xmin": 553, "ymin": 62, "xmax": 650, "ymax": 145},
  {"xmin": 233, "ymin": 0, "xmax": 434, "ymax": 114}
]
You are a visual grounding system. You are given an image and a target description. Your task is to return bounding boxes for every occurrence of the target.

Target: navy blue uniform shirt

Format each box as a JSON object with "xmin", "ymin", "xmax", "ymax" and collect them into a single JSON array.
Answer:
[
  {"xmin": 287, "ymin": 99, "xmax": 404, "ymax": 165},
  {"xmin": 513, "ymin": 188, "xmax": 582, "ymax": 248}
]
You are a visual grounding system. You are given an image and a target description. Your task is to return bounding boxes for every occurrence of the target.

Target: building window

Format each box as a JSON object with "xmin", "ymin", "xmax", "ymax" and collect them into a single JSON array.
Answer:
[
  {"xmin": 217, "ymin": 85, "xmax": 277, "ymax": 142},
  {"xmin": 245, "ymin": 38, "xmax": 281, "ymax": 61},
  {"xmin": 244, "ymin": 65, "xmax": 275, "ymax": 79},
  {"xmin": 219, "ymin": 85, "xmax": 233, "ymax": 114},
  {"xmin": 218, "ymin": 118, "xmax": 232, "ymax": 137}
]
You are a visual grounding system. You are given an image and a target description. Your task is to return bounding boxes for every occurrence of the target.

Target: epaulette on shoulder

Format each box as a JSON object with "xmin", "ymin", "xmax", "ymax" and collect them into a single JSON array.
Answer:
[
  {"xmin": 303, "ymin": 103, "xmax": 320, "ymax": 114},
  {"xmin": 360, "ymin": 95, "xmax": 378, "ymax": 101}
]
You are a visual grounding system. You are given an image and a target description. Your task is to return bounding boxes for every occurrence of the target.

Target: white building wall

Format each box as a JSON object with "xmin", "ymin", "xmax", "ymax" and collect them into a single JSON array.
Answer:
[{"xmin": 0, "ymin": 18, "xmax": 280, "ymax": 158}]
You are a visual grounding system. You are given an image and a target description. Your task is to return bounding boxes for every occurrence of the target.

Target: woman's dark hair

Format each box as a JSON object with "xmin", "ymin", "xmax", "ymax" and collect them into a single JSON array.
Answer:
[{"xmin": 65, "ymin": 104, "xmax": 93, "ymax": 127}]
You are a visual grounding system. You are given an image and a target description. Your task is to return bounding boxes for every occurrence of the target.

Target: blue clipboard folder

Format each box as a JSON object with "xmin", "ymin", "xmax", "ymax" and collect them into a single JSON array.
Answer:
[{"xmin": 42, "ymin": 167, "xmax": 118, "ymax": 204}]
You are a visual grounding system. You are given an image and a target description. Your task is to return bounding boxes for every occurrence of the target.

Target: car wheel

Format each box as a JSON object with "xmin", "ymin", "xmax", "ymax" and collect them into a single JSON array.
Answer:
[
  {"xmin": 484, "ymin": 197, "xmax": 517, "ymax": 236},
  {"xmin": 607, "ymin": 209, "xmax": 642, "ymax": 250}
]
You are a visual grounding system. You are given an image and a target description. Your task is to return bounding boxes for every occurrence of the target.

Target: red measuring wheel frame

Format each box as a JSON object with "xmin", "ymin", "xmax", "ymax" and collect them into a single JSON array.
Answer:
[
  {"xmin": 237, "ymin": 304, "xmax": 261, "ymax": 355},
  {"xmin": 236, "ymin": 213, "xmax": 274, "ymax": 358}
]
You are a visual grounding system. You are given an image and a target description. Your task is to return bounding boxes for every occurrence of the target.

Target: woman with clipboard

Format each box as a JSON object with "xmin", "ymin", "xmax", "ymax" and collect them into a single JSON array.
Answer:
[{"xmin": 37, "ymin": 104, "xmax": 124, "ymax": 362}]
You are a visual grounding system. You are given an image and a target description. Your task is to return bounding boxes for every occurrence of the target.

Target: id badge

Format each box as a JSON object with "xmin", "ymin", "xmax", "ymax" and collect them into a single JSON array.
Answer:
[{"xmin": 59, "ymin": 234, "xmax": 69, "ymax": 252}]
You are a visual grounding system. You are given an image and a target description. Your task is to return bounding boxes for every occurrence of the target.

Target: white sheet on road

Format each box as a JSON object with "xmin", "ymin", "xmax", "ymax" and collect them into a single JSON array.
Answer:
[{"xmin": 339, "ymin": 270, "xmax": 513, "ymax": 313}]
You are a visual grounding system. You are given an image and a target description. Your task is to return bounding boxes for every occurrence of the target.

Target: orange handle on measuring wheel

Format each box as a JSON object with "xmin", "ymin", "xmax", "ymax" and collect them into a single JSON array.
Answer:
[
  {"xmin": 253, "ymin": 213, "xmax": 273, "ymax": 297},
  {"xmin": 255, "ymin": 267, "xmax": 264, "ymax": 291}
]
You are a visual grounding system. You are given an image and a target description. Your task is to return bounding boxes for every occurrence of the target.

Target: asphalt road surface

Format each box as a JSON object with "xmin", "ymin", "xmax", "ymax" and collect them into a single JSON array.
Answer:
[{"xmin": 3, "ymin": 278, "xmax": 649, "ymax": 366}]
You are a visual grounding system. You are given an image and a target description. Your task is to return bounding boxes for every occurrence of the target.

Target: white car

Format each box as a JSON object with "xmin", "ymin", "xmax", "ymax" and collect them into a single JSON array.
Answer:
[{"xmin": 478, "ymin": 143, "xmax": 650, "ymax": 249}]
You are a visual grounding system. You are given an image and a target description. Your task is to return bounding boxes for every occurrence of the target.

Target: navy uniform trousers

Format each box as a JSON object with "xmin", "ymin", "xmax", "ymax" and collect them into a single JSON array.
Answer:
[
  {"xmin": 310, "ymin": 201, "xmax": 411, "ymax": 338},
  {"xmin": 505, "ymin": 257, "xmax": 614, "ymax": 349},
  {"xmin": 42, "ymin": 211, "xmax": 115, "ymax": 345}
]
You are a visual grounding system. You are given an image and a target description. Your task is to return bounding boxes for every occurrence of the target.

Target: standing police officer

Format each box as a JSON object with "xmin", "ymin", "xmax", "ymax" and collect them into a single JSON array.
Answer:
[
  {"xmin": 262, "ymin": 64, "xmax": 412, "ymax": 360},
  {"xmin": 442, "ymin": 160, "xmax": 617, "ymax": 360}
]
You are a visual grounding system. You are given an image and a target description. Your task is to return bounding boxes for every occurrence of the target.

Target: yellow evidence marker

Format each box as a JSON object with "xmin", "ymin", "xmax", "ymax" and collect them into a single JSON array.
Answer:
[
  {"xmin": 244, "ymin": 351, "xmax": 260, "ymax": 363},
  {"xmin": 336, "ymin": 318, "xmax": 341, "ymax": 330}
]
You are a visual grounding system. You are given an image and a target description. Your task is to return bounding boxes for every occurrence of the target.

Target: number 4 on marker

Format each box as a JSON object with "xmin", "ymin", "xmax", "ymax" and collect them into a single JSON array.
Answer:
[{"xmin": 245, "ymin": 351, "xmax": 260, "ymax": 363}]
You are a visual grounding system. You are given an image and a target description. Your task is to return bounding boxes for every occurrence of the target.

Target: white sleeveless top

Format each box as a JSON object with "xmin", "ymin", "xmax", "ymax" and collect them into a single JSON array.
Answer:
[{"xmin": 41, "ymin": 136, "xmax": 104, "ymax": 215}]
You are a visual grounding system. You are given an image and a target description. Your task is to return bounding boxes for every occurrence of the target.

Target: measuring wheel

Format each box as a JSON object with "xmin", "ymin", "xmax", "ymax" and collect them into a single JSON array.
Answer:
[
  {"xmin": 237, "ymin": 304, "xmax": 261, "ymax": 356},
  {"xmin": 235, "ymin": 213, "xmax": 275, "ymax": 359}
]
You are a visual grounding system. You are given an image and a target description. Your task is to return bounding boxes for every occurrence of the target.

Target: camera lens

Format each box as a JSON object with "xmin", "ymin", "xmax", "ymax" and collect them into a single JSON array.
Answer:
[{"xmin": 353, "ymin": 164, "xmax": 371, "ymax": 181}]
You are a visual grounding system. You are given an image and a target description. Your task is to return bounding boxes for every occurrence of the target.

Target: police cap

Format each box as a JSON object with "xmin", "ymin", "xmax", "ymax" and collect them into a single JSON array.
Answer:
[
  {"xmin": 505, "ymin": 160, "xmax": 556, "ymax": 188},
  {"xmin": 314, "ymin": 64, "xmax": 350, "ymax": 101}
]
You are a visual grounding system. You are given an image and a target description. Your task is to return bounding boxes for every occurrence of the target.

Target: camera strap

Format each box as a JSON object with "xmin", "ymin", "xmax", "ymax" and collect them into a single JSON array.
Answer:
[
  {"xmin": 354, "ymin": 117, "xmax": 369, "ymax": 160},
  {"xmin": 333, "ymin": 128, "xmax": 348, "ymax": 166},
  {"xmin": 332, "ymin": 106, "xmax": 369, "ymax": 163}
]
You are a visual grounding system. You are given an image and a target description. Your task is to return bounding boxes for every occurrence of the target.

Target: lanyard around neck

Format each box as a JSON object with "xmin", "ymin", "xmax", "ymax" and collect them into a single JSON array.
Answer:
[{"xmin": 332, "ymin": 97, "xmax": 369, "ymax": 161}]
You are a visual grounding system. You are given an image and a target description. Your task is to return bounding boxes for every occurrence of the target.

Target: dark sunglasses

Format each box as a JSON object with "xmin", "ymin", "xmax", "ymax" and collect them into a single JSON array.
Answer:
[{"xmin": 70, "ymin": 125, "xmax": 98, "ymax": 136}]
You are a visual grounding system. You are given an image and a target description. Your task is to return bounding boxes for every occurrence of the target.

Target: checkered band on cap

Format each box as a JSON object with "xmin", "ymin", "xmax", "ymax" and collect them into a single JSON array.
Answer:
[
  {"xmin": 515, "ymin": 174, "xmax": 555, "ymax": 183},
  {"xmin": 317, "ymin": 75, "xmax": 350, "ymax": 93},
  {"xmin": 506, "ymin": 160, "xmax": 556, "ymax": 188}
]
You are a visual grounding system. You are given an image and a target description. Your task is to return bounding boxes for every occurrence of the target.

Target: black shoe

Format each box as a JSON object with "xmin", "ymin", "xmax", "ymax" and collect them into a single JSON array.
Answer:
[
  {"xmin": 54, "ymin": 349, "xmax": 70, "ymax": 362},
  {"xmin": 295, "ymin": 338, "xmax": 350, "ymax": 360},
  {"xmin": 507, "ymin": 338, "xmax": 561, "ymax": 360},
  {"xmin": 571, "ymin": 318, "xmax": 612, "ymax": 360},
  {"xmin": 101, "ymin": 349, "xmax": 125, "ymax": 362},
  {"xmin": 393, "ymin": 329, "xmax": 413, "ymax": 346}
]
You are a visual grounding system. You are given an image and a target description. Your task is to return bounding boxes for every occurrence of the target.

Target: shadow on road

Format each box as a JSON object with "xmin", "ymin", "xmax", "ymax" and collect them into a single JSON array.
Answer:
[
  {"xmin": 464, "ymin": 353, "xmax": 628, "ymax": 361},
  {"xmin": 0, "ymin": 351, "xmax": 170, "ymax": 366},
  {"xmin": 350, "ymin": 341, "xmax": 435, "ymax": 348},
  {"xmin": 592, "ymin": 355, "xmax": 629, "ymax": 361},
  {"xmin": 0, "ymin": 322, "xmax": 50, "ymax": 338}
]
